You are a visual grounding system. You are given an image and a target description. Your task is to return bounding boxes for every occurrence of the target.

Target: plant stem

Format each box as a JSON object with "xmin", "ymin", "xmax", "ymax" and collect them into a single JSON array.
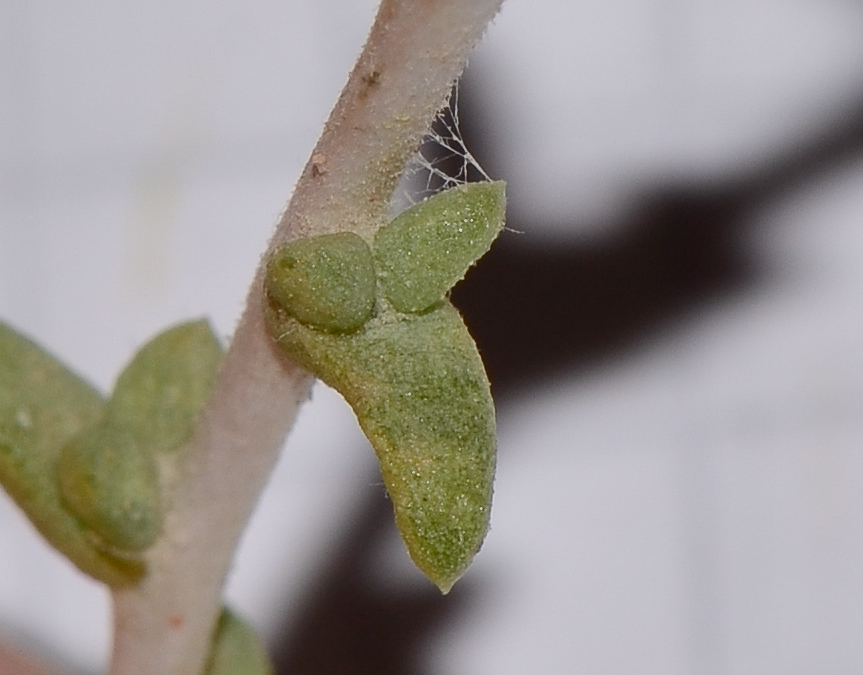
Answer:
[
  {"xmin": 0, "ymin": 641, "xmax": 66, "ymax": 675},
  {"xmin": 107, "ymin": 1, "xmax": 504, "ymax": 673}
]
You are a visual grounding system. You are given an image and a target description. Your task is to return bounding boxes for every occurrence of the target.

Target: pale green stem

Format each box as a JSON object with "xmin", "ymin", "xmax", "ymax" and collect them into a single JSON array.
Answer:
[{"xmin": 107, "ymin": 1, "xmax": 505, "ymax": 674}]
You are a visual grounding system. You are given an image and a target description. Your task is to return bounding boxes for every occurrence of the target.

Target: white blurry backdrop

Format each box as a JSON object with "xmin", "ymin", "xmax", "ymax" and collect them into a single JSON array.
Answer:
[{"xmin": 3, "ymin": 1, "xmax": 863, "ymax": 674}]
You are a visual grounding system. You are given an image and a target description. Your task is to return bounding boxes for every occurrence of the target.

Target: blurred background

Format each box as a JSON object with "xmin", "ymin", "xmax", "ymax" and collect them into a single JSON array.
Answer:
[{"xmin": 3, "ymin": 0, "xmax": 863, "ymax": 673}]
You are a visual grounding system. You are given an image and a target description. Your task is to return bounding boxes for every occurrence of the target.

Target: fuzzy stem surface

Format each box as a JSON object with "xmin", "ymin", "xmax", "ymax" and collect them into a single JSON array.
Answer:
[{"xmin": 108, "ymin": 1, "xmax": 504, "ymax": 673}]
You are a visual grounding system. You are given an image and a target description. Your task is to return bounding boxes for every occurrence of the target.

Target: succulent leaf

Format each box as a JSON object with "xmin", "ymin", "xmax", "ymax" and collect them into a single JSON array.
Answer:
[
  {"xmin": 267, "ymin": 301, "xmax": 495, "ymax": 592},
  {"xmin": 375, "ymin": 181, "xmax": 506, "ymax": 313},
  {"xmin": 57, "ymin": 319, "xmax": 224, "ymax": 557},
  {"xmin": 206, "ymin": 608, "xmax": 274, "ymax": 675},
  {"xmin": 267, "ymin": 232, "xmax": 376, "ymax": 334},
  {"xmin": 265, "ymin": 182, "xmax": 505, "ymax": 592},
  {"xmin": 0, "ymin": 322, "xmax": 145, "ymax": 586}
]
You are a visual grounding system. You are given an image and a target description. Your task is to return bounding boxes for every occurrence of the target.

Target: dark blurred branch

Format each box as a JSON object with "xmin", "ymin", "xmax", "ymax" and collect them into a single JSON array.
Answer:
[{"xmin": 272, "ymin": 81, "xmax": 863, "ymax": 675}]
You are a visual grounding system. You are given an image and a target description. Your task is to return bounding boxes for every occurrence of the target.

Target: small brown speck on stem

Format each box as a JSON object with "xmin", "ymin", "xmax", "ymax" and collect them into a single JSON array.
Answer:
[{"xmin": 311, "ymin": 153, "xmax": 328, "ymax": 177}]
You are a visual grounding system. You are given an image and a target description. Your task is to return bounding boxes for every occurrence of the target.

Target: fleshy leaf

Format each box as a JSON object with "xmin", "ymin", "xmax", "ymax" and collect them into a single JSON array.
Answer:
[
  {"xmin": 267, "ymin": 301, "xmax": 495, "ymax": 592},
  {"xmin": 264, "ymin": 181, "xmax": 505, "ymax": 592},
  {"xmin": 266, "ymin": 232, "xmax": 376, "ymax": 334},
  {"xmin": 206, "ymin": 608, "xmax": 274, "ymax": 675},
  {"xmin": 0, "ymin": 322, "xmax": 145, "ymax": 586},
  {"xmin": 57, "ymin": 423, "xmax": 162, "ymax": 552},
  {"xmin": 57, "ymin": 319, "xmax": 224, "ymax": 556},
  {"xmin": 106, "ymin": 319, "xmax": 224, "ymax": 453},
  {"xmin": 375, "ymin": 181, "xmax": 506, "ymax": 313}
]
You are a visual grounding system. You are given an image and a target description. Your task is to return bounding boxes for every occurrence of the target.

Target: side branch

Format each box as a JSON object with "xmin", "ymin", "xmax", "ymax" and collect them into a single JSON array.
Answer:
[{"xmin": 108, "ymin": 1, "xmax": 505, "ymax": 674}]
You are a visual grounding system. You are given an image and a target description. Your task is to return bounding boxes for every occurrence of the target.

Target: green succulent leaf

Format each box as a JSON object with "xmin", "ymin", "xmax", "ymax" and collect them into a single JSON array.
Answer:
[
  {"xmin": 267, "ymin": 301, "xmax": 495, "ymax": 593},
  {"xmin": 375, "ymin": 181, "xmax": 506, "ymax": 313},
  {"xmin": 57, "ymin": 423, "xmax": 162, "ymax": 553},
  {"xmin": 106, "ymin": 319, "xmax": 225, "ymax": 454},
  {"xmin": 265, "ymin": 181, "xmax": 505, "ymax": 592},
  {"xmin": 57, "ymin": 319, "xmax": 224, "ymax": 558},
  {"xmin": 0, "ymin": 322, "xmax": 145, "ymax": 586},
  {"xmin": 266, "ymin": 232, "xmax": 376, "ymax": 334},
  {"xmin": 206, "ymin": 608, "xmax": 274, "ymax": 675}
]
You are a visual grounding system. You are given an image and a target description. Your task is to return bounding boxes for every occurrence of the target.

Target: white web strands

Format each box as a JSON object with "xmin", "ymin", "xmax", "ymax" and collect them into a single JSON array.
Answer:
[{"xmin": 392, "ymin": 84, "xmax": 492, "ymax": 215}]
